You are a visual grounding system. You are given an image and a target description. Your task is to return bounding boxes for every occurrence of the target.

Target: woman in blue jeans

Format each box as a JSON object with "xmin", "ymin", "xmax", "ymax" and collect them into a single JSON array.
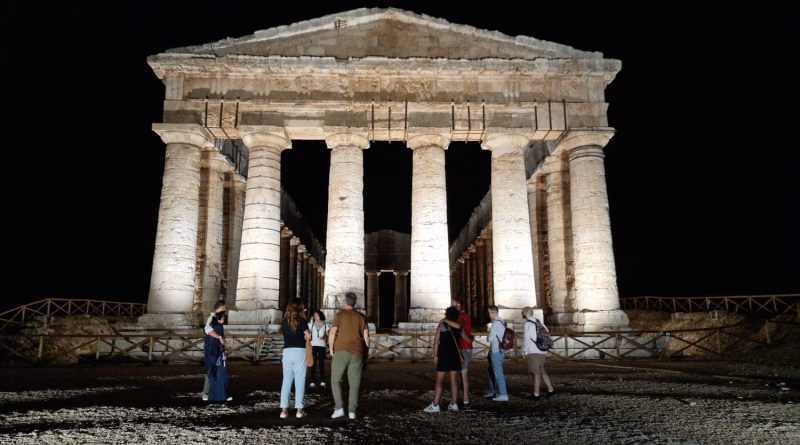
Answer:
[{"xmin": 279, "ymin": 298, "xmax": 310, "ymax": 419}]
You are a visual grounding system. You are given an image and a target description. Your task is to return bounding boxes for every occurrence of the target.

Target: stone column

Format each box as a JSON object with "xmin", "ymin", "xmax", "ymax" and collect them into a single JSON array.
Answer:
[
  {"xmin": 407, "ymin": 134, "xmax": 452, "ymax": 323},
  {"xmin": 307, "ymin": 257, "xmax": 317, "ymax": 311},
  {"xmin": 563, "ymin": 130, "xmax": 629, "ymax": 329},
  {"xmin": 482, "ymin": 134, "xmax": 539, "ymax": 323},
  {"xmin": 464, "ymin": 252, "xmax": 474, "ymax": 315},
  {"xmin": 543, "ymin": 156, "xmax": 573, "ymax": 324},
  {"xmin": 279, "ymin": 228, "xmax": 292, "ymax": 312},
  {"xmin": 199, "ymin": 151, "xmax": 229, "ymax": 316},
  {"xmin": 297, "ymin": 245, "xmax": 307, "ymax": 300},
  {"xmin": 224, "ymin": 173, "xmax": 246, "ymax": 307},
  {"xmin": 528, "ymin": 176, "xmax": 547, "ymax": 311},
  {"xmin": 485, "ymin": 232, "xmax": 495, "ymax": 309},
  {"xmin": 322, "ymin": 134, "xmax": 370, "ymax": 318},
  {"xmin": 366, "ymin": 271, "xmax": 380, "ymax": 325},
  {"xmin": 393, "ymin": 271, "xmax": 409, "ymax": 325},
  {"xmin": 476, "ymin": 239, "xmax": 487, "ymax": 322},
  {"xmin": 288, "ymin": 237, "xmax": 299, "ymax": 300},
  {"xmin": 467, "ymin": 246, "xmax": 478, "ymax": 316},
  {"xmin": 233, "ymin": 129, "xmax": 291, "ymax": 325},
  {"xmin": 142, "ymin": 124, "xmax": 213, "ymax": 327}
]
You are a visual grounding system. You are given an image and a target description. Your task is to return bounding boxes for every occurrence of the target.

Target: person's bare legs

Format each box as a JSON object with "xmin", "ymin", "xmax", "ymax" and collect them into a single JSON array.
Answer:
[
  {"xmin": 449, "ymin": 371, "xmax": 459, "ymax": 405},
  {"xmin": 432, "ymin": 372, "xmax": 446, "ymax": 405},
  {"xmin": 460, "ymin": 371, "xmax": 470, "ymax": 403},
  {"xmin": 542, "ymin": 368, "xmax": 554, "ymax": 392},
  {"xmin": 533, "ymin": 372, "xmax": 541, "ymax": 396}
]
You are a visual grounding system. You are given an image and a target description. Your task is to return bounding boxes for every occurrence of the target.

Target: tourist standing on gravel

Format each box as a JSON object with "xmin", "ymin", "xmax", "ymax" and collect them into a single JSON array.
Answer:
[
  {"xmin": 484, "ymin": 305, "xmax": 509, "ymax": 401},
  {"xmin": 328, "ymin": 292, "xmax": 369, "ymax": 420},
  {"xmin": 202, "ymin": 301, "xmax": 227, "ymax": 401},
  {"xmin": 522, "ymin": 307, "xmax": 554, "ymax": 400},
  {"xmin": 423, "ymin": 306, "xmax": 464, "ymax": 413},
  {"xmin": 279, "ymin": 298, "xmax": 310, "ymax": 419},
  {"xmin": 203, "ymin": 311, "xmax": 230, "ymax": 403},
  {"xmin": 308, "ymin": 310, "xmax": 329, "ymax": 389},
  {"xmin": 451, "ymin": 298, "xmax": 474, "ymax": 410}
]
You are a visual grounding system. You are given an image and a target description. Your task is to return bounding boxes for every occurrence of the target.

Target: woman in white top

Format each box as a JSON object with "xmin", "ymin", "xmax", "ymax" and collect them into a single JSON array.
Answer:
[
  {"xmin": 522, "ymin": 306, "xmax": 554, "ymax": 400},
  {"xmin": 309, "ymin": 310, "xmax": 329, "ymax": 388}
]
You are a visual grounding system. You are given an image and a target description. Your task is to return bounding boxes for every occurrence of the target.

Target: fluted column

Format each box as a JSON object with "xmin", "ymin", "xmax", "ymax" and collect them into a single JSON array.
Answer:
[
  {"xmin": 224, "ymin": 173, "xmax": 246, "ymax": 307},
  {"xmin": 142, "ymin": 124, "xmax": 214, "ymax": 327},
  {"xmin": 297, "ymin": 245, "xmax": 307, "ymax": 300},
  {"xmin": 279, "ymin": 228, "xmax": 292, "ymax": 311},
  {"xmin": 563, "ymin": 130, "xmax": 629, "ymax": 329},
  {"xmin": 543, "ymin": 156, "xmax": 572, "ymax": 323},
  {"xmin": 199, "ymin": 151, "xmax": 230, "ymax": 316},
  {"xmin": 322, "ymin": 134, "xmax": 370, "ymax": 318},
  {"xmin": 288, "ymin": 237, "xmax": 299, "ymax": 300},
  {"xmin": 482, "ymin": 134, "xmax": 538, "ymax": 323},
  {"xmin": 366, "ymin": 271, "xmax": 380, "ymax": 325},
  {"xmin": 408, "ymin": 134, "xmax": 452, "ymax": 322},
  {"xmin": 476, "ymin": 239, "xmax": 487, "ymax": 322},
  {"xmin": 393, "ymin": 271, "xmax": 409, "ymax": 325},
  {"xmin": 233, "ymin": 129, "xmax": 291, "ymax": 325},
  {"xmin": 528, "ymin": 176, "xmax": 547, "ymax": 310}
]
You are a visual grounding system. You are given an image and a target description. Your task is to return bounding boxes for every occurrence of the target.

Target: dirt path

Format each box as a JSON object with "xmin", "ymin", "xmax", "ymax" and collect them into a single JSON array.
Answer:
[{"xmin": 1, "ymin": 360, "xmax": 798, "ymax": 444}]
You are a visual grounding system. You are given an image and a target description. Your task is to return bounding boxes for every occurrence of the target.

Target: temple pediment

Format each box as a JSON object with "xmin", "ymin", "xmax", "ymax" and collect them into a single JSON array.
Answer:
[{"xmin": 165, "ymin": 8, "xmax": 601, "ymax": 60}]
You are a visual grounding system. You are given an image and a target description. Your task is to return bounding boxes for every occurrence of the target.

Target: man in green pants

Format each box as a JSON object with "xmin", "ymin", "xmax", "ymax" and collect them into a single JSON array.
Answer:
[{"xmin": 328, "ymin": 292, "xmax": 369, "ymax": 420}]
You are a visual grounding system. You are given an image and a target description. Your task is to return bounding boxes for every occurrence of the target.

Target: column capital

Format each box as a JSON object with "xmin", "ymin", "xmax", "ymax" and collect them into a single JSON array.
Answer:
[
  {"xmin": 325, "ymin": 132, "xmax": 370, "ymax": 150},
  {"xmin": 289, "ymin": 236, "xmax": 301, "ymax": 247},
  {"xmin": 280, "ymin": 226, "xmax": 293, "ymax": 238},
  {"xmin": 481, "ymin": 133, "xmax": 530, "ymax": 155},
  {"xmin": 239, "ymin": 126, "xmax": 291, "ymax": 150},
  {"xmin": 554, "ymin": 128, "xmax": 615, "ymax": 155},
  {"xmin": 568, "ymin": 145, "xmax": 606, "ymax": 162},
  {"xmin": 366, "ymin": 271, "xmax": 380, "ymax": 276},
  {"xmin": 393, "ymin": 270, "xmax": 409, "ymax": 277},
  {"xmin": 406, "ymin": 134, "xmax": 450, "ymax": 150},
  {"xmin": 540, "ymin": 155, "xmax": 567, "ymax": 174},
  {"xmin": 152, "ymin": 123, "xmax": 215, "ymax": 150}
]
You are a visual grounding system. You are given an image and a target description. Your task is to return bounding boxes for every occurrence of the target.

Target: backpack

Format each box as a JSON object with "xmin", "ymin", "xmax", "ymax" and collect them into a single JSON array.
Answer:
[
  {"xmin": 497, "ymin": 321, "xmax": 515, "ymax": 350},
  {"xmin": 530, "ymin": 320, "xmax": 554, "ymax": 351}
]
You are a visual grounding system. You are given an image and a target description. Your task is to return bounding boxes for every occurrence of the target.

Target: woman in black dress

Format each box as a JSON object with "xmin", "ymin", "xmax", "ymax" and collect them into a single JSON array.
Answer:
[{"xmin": 423, "ymin": 306, "xmax": 463, "ymax": 413}]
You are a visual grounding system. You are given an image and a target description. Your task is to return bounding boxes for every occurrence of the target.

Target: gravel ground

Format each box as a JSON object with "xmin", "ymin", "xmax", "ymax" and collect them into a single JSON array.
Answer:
[{"xmin": 0, "ymin": 358, "xmax": 798, "ymax": 444}]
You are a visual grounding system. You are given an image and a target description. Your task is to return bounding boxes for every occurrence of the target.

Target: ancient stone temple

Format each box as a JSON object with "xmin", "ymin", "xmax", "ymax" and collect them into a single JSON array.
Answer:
[{"xmin": 140, "ymin": 8, "xmax": 629, "ymax": 332}]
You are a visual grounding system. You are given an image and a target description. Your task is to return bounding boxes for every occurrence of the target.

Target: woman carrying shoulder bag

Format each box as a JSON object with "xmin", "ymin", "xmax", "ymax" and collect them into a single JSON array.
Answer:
[{"xmin": 309, "ymin": 310, "xmax": 329, "ymax": 389}]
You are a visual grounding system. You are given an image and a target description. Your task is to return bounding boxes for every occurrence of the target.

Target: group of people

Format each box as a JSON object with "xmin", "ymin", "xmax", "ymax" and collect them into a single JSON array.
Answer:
[
  {"xmin": 202, "ymin": 294, "xmax": 555, "ymax": 418},
  {"xmin": 422, "ymin": 299, "xmax": 555, "ymax": 412}
]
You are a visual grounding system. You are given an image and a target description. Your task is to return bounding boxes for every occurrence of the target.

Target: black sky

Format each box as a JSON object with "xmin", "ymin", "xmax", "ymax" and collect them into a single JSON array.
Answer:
[{"xmin": 3, "ymin": 2, "xmax": 797, "ymax": 311}]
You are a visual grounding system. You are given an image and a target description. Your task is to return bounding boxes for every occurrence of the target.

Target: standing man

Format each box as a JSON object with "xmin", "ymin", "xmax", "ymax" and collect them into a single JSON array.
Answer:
[
  {"xmin": 451, "ymin": 298, "xmax": 473, "ymax": 410},
  {"xmin": 485, "ymin": 305, "xmax": 509, "ymax": 401},
  {"xmin": 328, "ymin": 292, "xmax": 369, "ymax": 420},
  {"xmin": 202, "ymin": 300, "xmax": 227, "ymax": 401}
]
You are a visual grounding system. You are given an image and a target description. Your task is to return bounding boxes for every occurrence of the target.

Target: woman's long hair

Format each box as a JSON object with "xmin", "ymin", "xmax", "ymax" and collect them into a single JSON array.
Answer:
[{"xmin": 284, "ymin": 297, "xmax": 307, "ymax": 333}]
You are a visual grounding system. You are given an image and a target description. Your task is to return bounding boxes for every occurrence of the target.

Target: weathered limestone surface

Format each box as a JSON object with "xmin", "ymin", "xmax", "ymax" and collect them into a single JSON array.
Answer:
[
  {"xmin": 527, "ymin": 178, "xmax": 546, "ymax": 310},
  {"xmin": 322, "ymin": 134, "xmax": 369, "ymax": 318},
  {"xmin": 224, "ymin": 173, "xmax": 246, "ymax": 307},
  {"xmin": 543, "ymin": 156, "xmax": 573, "ymax": 319},
  {"xmin": 142, "ymin": 124, "xmax": 213, "ymax": 327},
  {"xmin": 199, "ymin": 152, "xmax": 229, "ymax": 315},
  {"xmin": 394, "ymin": 271, "xmax": 409, "ymax": 325},
  {"xmin": 233, "ymin": 128, "xmax": 291, "ymax": 324},
  {"xmin": 408, "ymin": 135, "xmax": 451, "ymax": 322},
  {"xmin": 563, "ymin": 130, "xmax": 628, "ymax": 329},
  {"xmin": 366, "ymin": 271, "xmax": 380, "ymax": 324},
  {"xmin": 483, "ymin": 134, "xmax": 537, "ymax": 323}
]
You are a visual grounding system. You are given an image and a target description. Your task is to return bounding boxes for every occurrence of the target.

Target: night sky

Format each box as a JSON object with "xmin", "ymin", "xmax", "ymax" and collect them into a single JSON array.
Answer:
[{"xmin": 3, "ymin": 2, "xmax": 797, "ymax": 311}]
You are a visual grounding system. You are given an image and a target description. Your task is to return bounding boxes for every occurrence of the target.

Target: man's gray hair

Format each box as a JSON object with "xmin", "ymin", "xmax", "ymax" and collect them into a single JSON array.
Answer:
[{"xmin": 344, "ymin": 292, "xmax": 358, "ymax": 307}]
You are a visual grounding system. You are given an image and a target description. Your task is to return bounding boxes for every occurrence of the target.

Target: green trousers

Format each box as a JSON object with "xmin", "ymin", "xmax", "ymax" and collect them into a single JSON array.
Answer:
[{"xmin": 330, "ymin": 350, "xmax": 364, "ymax": 412}]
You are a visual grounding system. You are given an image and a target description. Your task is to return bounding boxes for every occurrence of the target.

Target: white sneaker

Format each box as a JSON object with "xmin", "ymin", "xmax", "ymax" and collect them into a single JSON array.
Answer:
[
  {"xmin": 309, "ymin": 382, "xmax": 316, "ymax": 388},
  {"xmin": 279, "ymin": 411, "xmax": 288, "ymax": 419},
  {"xmin": 348, "ymin": 412, "xmax": 357, "ymax": 420},
  {"xmin": 492, "ymin": 395, "xmax": 509, "ymax": 402},
  {"xmin": 423, "ymin": 403, "xmax": 441, "ymax": 413},
  {"xmin": 226, "ymin": 396, "xmax": 233, "ymax": 402},
  {"xmin": 331, "ymin": 408, "xmax": 345, "ymax": 419},
  {"xmin": 320, "ymin": 382, "xmax": 327, "ymax": 387},
  {"xmin": 296, "ymin": 411, "xmax": 307, "ymax": 419},
  {"xmin": 448, "ymin": 403, "xmax": 459, "ymax": 411},
  {"xmin": 201, "ymin": 394, "xmax": 208, "ymax": 401}
]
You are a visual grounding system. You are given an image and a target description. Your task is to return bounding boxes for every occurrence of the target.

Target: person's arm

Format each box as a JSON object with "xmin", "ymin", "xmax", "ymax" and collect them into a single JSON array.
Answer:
[
  {"xmin": 205, "ymin": 315, "xmax": 224, "ymax": 343},
  {"xmin": 328, "ymin": 326, "xmax": 338, "ymax": 355},
  {"xmin": 432, "ymin": 325, "xmax": 441, "ymax": 363},
  {"xmin": 442, "ymin": 319, "xmax": 461, "ymax": 329},
  {"xmin": 362, "ymin": 328, "xmax": 370, "ymax": 352}
]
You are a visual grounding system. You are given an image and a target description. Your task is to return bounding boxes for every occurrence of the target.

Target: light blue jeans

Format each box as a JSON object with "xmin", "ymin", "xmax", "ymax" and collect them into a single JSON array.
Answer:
[
  {"xmin": 489, "ymin": 350, "xmax": 508, "ymax": 396},
  {"xmin": 280, "ymin": 348, "xmax": 307, "ymax": 409}
]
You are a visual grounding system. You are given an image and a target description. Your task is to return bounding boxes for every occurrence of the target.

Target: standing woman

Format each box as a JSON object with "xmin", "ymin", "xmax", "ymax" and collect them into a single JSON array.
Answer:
[
  {"xmin": 203, "ymin": 312, "xmax": 230, "ymax": 403},
  {"xmin": 522, "ymin": 306, "xmax": 554, "ymax": 400},
  {"xmin": 309, "ymin": 310, "xmax": 328, "ymax": 389},
  {"xmin": 423, "ymin": 306, "xmax": 463, "ymax": 413},
  {"xmin": 280, "ymin": 298, "xmax": 310, "ymax": 419}
]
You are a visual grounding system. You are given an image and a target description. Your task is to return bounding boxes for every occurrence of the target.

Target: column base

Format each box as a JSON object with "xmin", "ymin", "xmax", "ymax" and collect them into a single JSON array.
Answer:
[
  {"xmin": 547, "ymin": 310, "xmax": 630, "ymax": 332},
  {"xmin": 227, "ymin": 308, "xmax": 282, "ymax": 329},
  {"xmin": 496, "ymin": 307, "xmax": 544, "ymax": 326},
  {"xmin": 396, "ymin": 322, "xmax": 439, "ymax": 332},
  {"xmin": 408, "ymin": 307, "xmax": 448, "ymax": 323},
  {"xmin": 138, "ymin": 313, "xmax": 200, "ymax": 329}
]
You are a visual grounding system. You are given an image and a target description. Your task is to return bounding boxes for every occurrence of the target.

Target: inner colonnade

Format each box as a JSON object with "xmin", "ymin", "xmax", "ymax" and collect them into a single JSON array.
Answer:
[{"xmin": 139, "ymin": 8, "xmax": 629, "ymax": 332}]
